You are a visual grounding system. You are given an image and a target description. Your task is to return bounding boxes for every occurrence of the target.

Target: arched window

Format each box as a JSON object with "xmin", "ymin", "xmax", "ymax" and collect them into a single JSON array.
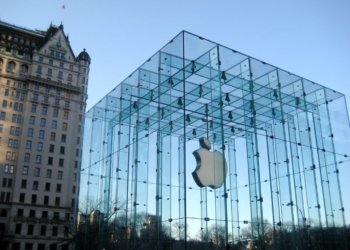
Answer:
[
  {"xmin": 6, "ymin": 61, "xmax": 16, "ymax": 73},
  {"xmin": 20, "ymin": 64, "xmax": 29, "ymax": 74}
]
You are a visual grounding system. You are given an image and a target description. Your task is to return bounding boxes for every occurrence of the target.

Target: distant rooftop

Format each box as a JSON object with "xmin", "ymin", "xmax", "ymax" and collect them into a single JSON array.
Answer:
[{"xmin": 0, "ymin": 20, "xmax": 45, "ymax": 37}]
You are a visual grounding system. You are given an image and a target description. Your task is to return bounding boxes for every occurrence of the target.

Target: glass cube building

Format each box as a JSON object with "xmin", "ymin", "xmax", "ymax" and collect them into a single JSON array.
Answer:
[{"xmin": 81, "ymin": 31, "xmax": 350, "ymax": 249}]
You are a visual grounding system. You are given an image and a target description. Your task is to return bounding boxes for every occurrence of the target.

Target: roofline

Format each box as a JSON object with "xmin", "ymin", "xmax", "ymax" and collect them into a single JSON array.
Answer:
[{"xmin": 0, "ymin": 20, "xmax": 45, "ymax": 38}]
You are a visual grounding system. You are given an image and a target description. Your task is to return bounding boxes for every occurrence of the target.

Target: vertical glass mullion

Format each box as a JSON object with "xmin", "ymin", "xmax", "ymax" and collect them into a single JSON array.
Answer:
[
  {"xmin": 242, "ymin": 58, "xmax": 263, "ymax": 245},
  {"xmin": 296, "ymin": 80, "xmax": 321, "ymax": 228},
  {"xmin": 265, "ymin": 124, "xmax": 281, "ymax": 235},
  {"xmin": 312, "ymin": 93, "xmax": 333, "ymax": 227},
  {"xmin": 178, "ymin": 136, "xmax": 186, "ymax": 242},
  {"xmin": 228, "ymin": 139, "xmax": 240, "ymax": 243},
  {"xmin": 103, "ymin": 112, "xmax": 114, "ymax": 222},
  {"xmin": 131, "ymin": 98, "xmax": 139, "ymax": 248},
  {"xmin": 268, "ymin": 70, "xmax": 294, "ymax": 233},
  {"xmin": 156, "ymin": 131, "xmax": 163, "ymax": 246},
  {"xmin": 175, "ymin": 32, "xmax": 187, "ymax": 248},
  {"xmin": 314, "ymin": 89, "xmax": 345, "ymax": 227},
  {"xmin": 287, "ymin": 115, "xmax": 306, "ymax": 227},
  {"xmin": 210, "ymin": 45, "xmax": 228, "ymax": 247}
]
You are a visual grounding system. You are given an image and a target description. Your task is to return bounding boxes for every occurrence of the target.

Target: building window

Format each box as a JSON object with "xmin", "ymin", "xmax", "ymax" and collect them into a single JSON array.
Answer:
[
  {"xmin": 36, "ymin": 65, "xmax": 42, "ymax": 74},
  {"xmin": 46, "ymin": 169, "xmax": 52, "ymax": 178},
  {"xmin": 19, "ymin": 193, "xmax": 25, "ymax": 202},
  {"xmin": 40, "ymin": 225, "xmax": 46, "ymax": 236},
  {"xmin": 61, "ymin": 134, "xmax": 66, "ymax": 143},
  {"xmin": 53, "ymin": 108, "xmax": 59, "ymax": 117},
  {"xmin": 38, "ymin": 130, "xmax": 45, "ymax": 139},
  {"xmin": 57, "ymin": 171, "xmax": 63, "ymax": 180},
  {"xmin": 17, "ymin": 208, "xmax": 24, "ymax": 217},
  {"xmin": 0, "ymin": 209, "xmax": 7, "ymax": 217},
  {"xmin": 52, "ymin": 226, "xmax": 58, "ymax": 236},
  {"xmin": 13, "ymin": 102, "xmax": 24, "ymax": 111},
  {"xmin": 55, "ymin": 197, "xmax": 60, "ymax": 206},
  {"xmin": 6, "ymin": 61, "xmax": 16, "ymax": 73},
  {"xmin": 29, "ymin": 116, "xmax": 35, "ymax": 125},
  {"xmin": 40, "ymin": 118, "xmax": 46, "ymax": 127},
  {"xmin": 15, "ymin": 127, "xmax": 20, "ymax": 136},
  {"xmin": 26, "ymin": 140, "xmax": 32, "ymax": 149},
  {"xmin": 51, "ymin": 120, "xmax": 57, "ymax": 129},
  {"xmin": 0, "ymin": 111, "xmax": 6, "ymax": 120},
  {"xmin": 20, "ymin": 64, "xmax": 29, "ymax": 74},
  {"xmin": 60, "ymin": 146, "xmax": 65, "ymax": 154},
  {"xmin": 43, "ymin": 196, "xmax": 49, "ymax": 205},
  {"xmin": 15, "ymin": 223, "xmax": 22, "ymax": 234},
  {"xmin": 27, "ymin": 128, "xmax": 34, "ymax": 137},
  {"xmin": 4, "ymin": 164, "xmax": 14, "ymax": 173},
  {"xmin": 42, "ymin": 211, "xmax": 48, "ymax": 218},
  {"xmin": 59, "ymin": 158, "xmax": 64, "ymax": 167},
  {"xmin": 24, "ymin": 153, "xmax": 30, "ymax": 162},
  {"xmin": 22, "ymin": 166, "xmax": 29, "ymax": 175},
  {"xmin": 54, "ymin": 98, "xmax": 60, "ymax": 106},
  {"xmin": 6, "ymin": 152, "xmax": 12, "ymax": 161},
  {"xmin": 50, "ymin": 132, "xmax": 56, "ymax": 141},
  {"xmin": 48, "ymin": 157, "xmax": 53, "ymax": 165},
  {"xmin": 29, "ymin": 210, "xmax": 35, "ymax": 218},
  {"xmin": 56, "ymin": 184, "xmax": 61, "ymax": 193},
  {"xmin": 37, "ymin": 142, "xmax": 43, "ymax": 152},
  {"xmin": 0, "ymin": 124, "xmax": 3, "ymax": 133},
  {"xmin": 6, "ymin": 152, "xmax": 16, "ymax": 161},
  {"xmin": 25, "ymin": 243, "xmax": 33, "ymax": 250},
  {"xmin": 67, "ymin": 74, "xmax": 72, "ymax": 82},
  {"xmin": 61, "ymin": 122, "xmax": 68, "ymax": 131},
  {"xmin": 34, "ymin": 167, "xmax": 40, "ymax": 177},
  {"xmin": 31, "ymin": 104, "xmax": 37, "ymax": 113},
  {"xmin": 44, "ymin": 95, "xmax": 49, "ymax": 103},
  {"xmin": 41, "ymin": 106, "xmax": 48, "ymax": 115},
  {"xmin": 45, "ymin": 182, "xmax": 50, "ymax": 191},
  {"xmin": 27, "ymin": 224, "xmax": 34, "ymax": 235},
  {"xmin": 7, "ymin": 179, "xmax": 12, "ymax": 187},
  {"xmin": 21, "ymin": 179, "xmax": 27, "ymax": 188},
  {"xmin": 35, "ymin": 155, "xmax": 42, "ymax": 164},
  {"xmin": 49, "ymin": 144, "xmax": 55, "ymax": 152},
  {"xmin": 39, "ymin": 56, "xmax": 43, "ymax": 62},
  {"xmin": 31, "ymin": 194, "xmax": 37, "ymax": 204},
  {"xmin": 32, "ymin": 181, "xmax": 38, "ymax": 190},
  {"xmin": 33, "ymin": 93, "xmax": 39, "ymax": 101},
  {"xmin": 63, "ymin": 110, "xmax": 69, "ymax": 119},
  {"xmin": 12, "ymin": 114, "xmax": 22, "ymax": 123},
  {"xmin": 58, "ymin": 71, "xmax": 63, "ymax": 79},
  {"xmin": 8, "ymin": 138, "xmax": 19, "ymax": 148}
]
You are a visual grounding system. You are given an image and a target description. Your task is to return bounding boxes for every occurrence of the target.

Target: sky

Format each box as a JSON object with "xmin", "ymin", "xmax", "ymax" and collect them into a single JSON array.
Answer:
[{"xmin": 1, "ymin": 0, "xmax": 350, "ymax": 228}]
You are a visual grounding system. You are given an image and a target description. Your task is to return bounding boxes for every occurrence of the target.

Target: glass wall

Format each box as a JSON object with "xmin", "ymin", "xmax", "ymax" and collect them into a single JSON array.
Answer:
[{"xmin": 80, "ymin": 31, "xmax": 349, "ymax": 250}]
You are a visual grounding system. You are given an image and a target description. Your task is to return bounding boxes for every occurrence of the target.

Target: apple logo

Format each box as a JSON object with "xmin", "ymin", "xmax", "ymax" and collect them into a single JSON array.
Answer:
[{"xmin": 192, "ymin": 137, "xmax": 227, "ymax": 189}]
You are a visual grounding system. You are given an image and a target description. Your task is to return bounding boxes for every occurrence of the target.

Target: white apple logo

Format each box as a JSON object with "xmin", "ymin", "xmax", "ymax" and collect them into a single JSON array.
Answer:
[{"xmin": 192, "ymin": 137, "xmax": 227, "ymax": 189}]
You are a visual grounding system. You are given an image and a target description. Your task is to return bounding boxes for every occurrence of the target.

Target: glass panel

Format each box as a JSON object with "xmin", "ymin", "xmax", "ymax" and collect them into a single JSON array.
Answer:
[{"xmin": 81, "ymin": 31, "xmax": 350, "ymax": 250}]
